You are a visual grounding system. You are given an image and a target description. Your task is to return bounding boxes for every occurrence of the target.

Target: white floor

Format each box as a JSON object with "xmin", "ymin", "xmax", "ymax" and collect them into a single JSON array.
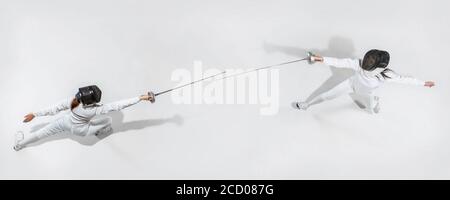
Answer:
[{"xmin": 1, "ymin": 0, "xmax": 450, "ymax": 179}]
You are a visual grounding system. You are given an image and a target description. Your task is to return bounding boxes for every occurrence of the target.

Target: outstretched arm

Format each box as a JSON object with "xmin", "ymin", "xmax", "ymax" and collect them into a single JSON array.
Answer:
[
  {"xmin": 95, "ymin": 92, "xmax": 155, "ymax": 115},
  {"xmin": 23, "ymin": 98, "xmax": 73, "ymax": 122},
  {"xmin": 310, "ymin": 54, "xmax": 360, "ymax": 70},
  {"xmin": 384, "ymin": 70, "xmax": 435, "ymax": 87}
]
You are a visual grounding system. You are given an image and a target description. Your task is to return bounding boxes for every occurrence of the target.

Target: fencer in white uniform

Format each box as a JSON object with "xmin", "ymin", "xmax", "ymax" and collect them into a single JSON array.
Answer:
[
  {"xmin": 293, "ymin": 50, "xmax": 435, "ymax": 113},
  {"xmin": 14, "ymin": 85, "xmax": 156, "ymax": 151}
]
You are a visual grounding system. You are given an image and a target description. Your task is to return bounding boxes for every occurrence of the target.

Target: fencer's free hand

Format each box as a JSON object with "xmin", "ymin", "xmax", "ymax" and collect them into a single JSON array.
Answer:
[
  {"xmin": 23, "ymin": 113, "xmax": 35, "ymax": 123},
  {"xmin": 424, "ymin": 81, "xmax": 435, "ymax": 88}
]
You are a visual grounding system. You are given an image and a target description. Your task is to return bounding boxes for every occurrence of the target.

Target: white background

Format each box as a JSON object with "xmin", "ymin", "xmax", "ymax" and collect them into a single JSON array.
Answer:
[{"xmin": 1, "ymin": 0, "xmax": 449, "ymax": 179}]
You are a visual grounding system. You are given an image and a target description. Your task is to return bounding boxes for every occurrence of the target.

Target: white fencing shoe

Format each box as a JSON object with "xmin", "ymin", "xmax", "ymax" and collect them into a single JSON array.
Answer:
[
  {"xmin": 95, "ymin": 126, "xmax": 113, "ymax": 137},
  {"xmin": 13, "ymin": 131, "xmax": 24, "ymax": 151},
  {"xmin": 365, "ymin": 96, "xmax": 380, "ymax": 114},
  {"xmin": 13, "ymin": 145, "xmax": 23, "ymax": 151},
  {"xmin": 373, "ymin": 96, "xmax": 380, "ymax": 114},
  {"xmin": 291, "ymin": 102, "xmax": 309, "ymax": 110}
]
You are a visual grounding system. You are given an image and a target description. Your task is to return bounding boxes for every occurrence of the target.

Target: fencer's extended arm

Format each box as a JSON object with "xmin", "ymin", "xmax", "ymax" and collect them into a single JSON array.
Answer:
[
  {"xmin": 95, "ymin": 97, "xmax": 142, "ymax": 115},
  {"xmin": 322, "ymin": 57, "xmax": 360, "ymax": 70},
  {"xmin": 33, "ymin": 98, "xmax": 72, "ymax": 117},
  {"xmin": 384, "ymin": 71, "xmax": 425, "ymax": 86}
]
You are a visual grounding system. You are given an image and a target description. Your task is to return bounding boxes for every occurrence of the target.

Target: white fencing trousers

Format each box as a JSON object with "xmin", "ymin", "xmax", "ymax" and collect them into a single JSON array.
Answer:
[
  {"xmin": 304, "ymin": 80, "xmax": 379, "ymax": 113},
  {"xmin": 18, "ymin": 115, "xmax": 112, "ymax": 147}
]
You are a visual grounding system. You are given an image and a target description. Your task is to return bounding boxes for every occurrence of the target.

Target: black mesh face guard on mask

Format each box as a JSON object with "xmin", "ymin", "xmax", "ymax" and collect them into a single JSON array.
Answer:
[
  {"xmin": 75, "ymin": 85, "xmax": 102, "ymax": 105},
  {"xmin": 361, "ymin": 49, "xmax": 390, "ymax": 71}
]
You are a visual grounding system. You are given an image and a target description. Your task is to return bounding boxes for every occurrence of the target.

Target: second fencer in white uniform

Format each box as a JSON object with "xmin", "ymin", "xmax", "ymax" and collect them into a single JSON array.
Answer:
[
  {"xmin": 292, "ymin": 49, "xmax": 435, "ymax": 113},
  {"xmin": 14, "ymin": 85, "xmax": 156, "ymax": 151}
]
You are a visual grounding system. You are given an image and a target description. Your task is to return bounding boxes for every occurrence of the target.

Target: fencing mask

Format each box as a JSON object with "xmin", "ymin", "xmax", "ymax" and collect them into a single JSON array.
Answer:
[
  {"xmin": 75, "ymin": 85, "xmax": 102, "ymax": 105},
  {"xmin": 361, "ymin": 49, "xmax": 390, "ymax": 71}
]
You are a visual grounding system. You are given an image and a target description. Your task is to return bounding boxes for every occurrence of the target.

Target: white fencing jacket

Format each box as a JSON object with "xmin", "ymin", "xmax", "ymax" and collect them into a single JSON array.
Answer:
[
  {"xmin": 323, "ymin": 57, "xmax": 425, "ymax": 94},
  {"xmin": 33, "ymin": 97, "xmax": 142, "ymax": 135}
]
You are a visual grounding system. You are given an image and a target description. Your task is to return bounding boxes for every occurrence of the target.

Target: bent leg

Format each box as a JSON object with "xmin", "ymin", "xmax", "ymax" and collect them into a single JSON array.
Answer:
[
  {"xmin": 349, "ymin": 93, "xmax": 368, "ymax": 109},
  {"xmin": 349, "ymin": 93, "xmax": 380, "ymax": 114}
]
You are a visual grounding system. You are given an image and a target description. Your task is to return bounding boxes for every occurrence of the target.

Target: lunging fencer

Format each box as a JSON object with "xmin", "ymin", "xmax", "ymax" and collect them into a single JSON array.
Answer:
[
  {"xmin": 292, "ymin": 49, "xmax": 435, "ymax": 113},
  {"xmin": 14, "ymin": 85, "xmax": 156, "ymax": 151}
]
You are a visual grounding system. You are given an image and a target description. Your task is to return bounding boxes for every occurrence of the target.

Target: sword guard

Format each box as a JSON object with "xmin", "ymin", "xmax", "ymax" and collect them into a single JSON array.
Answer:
[
  {"xmin": 307, "ymin": 52, "xmax": 316, "ymax": 65},
  {"xmin": 148, "ymin": 91, "xmax": 156, "ymax": 103}
]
